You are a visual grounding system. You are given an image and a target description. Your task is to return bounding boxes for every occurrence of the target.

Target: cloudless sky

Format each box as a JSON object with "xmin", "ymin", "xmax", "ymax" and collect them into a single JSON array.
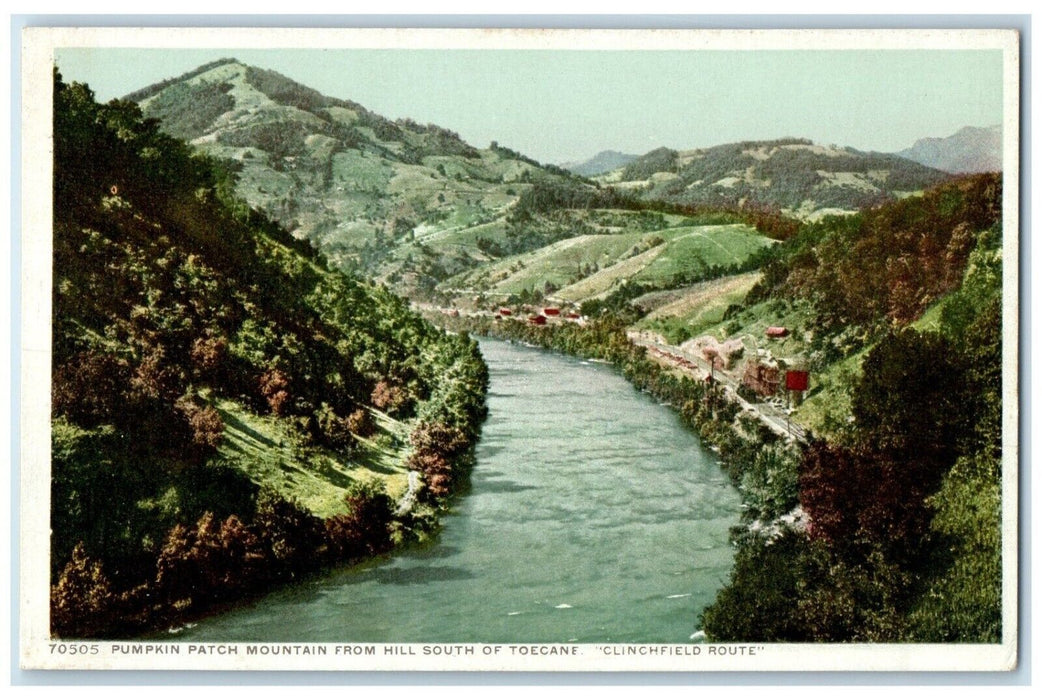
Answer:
[{"xmin": 55, "ymin": 47, "xmax": 1004, "ymax": 164}]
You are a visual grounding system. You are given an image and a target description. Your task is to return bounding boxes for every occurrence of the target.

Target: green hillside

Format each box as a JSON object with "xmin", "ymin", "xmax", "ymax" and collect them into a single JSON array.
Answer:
[
  {"xmin": 464, "ymin": 173, "xmax": 1005, "ymax": 644},
  {"xmin": 437, "ymin": 217, "xmax": 774, "ymax": 307},
  {"xmin": 633, "ymin": 272, "xmax": 764, "ymax": 342},
  {"xmin": 50, "ymin": 71, "xmax": 488, "ymax": 638},
  {"xmin": 127, "ymin": 59, "xmax": 584, "ymax": 296},
  {"xmin": 127, "ymin": 60, "xmax": 939, "ymax": 309}
]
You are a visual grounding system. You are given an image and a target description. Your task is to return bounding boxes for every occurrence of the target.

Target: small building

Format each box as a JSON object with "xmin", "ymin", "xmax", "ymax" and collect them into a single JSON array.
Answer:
[
  {"xmin": 499, "ymin": 308, "xmax": 513, "ymax": 316},
  {"xmin": 742, "ymin": 359, "xmax": 781, "ymax": 397},
  {"xmin": 766, "ymin": 326, "xmax": 789, "ymax": 339},
  {"xmin": 543, "ymin": 307, "xmax": 560, "ymax": 316},
  {"xmin": 529, "ymin": 315, "xmax": 547, "ymax": 326}
]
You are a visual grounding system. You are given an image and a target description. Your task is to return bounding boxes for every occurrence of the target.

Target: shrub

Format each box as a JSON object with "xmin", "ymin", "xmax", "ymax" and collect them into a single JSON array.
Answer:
[
  {"xmin": 189, "ymin": 335, "xmax": 228, "ymax": 380},
  {"xmin": 370, "ymin": 380, "xmax": 406, "ymax": 415},
  {"xmin": 251, "ymin": 490, "xmax": 325, "ymax": 577},
  {"xmin": 175, "ymin": 394, "xmax": 225, "ymax": 454},
  {"xmin": 50, "ymin": 543, "xmax": 115, "ymax": 638},
  {"xmin": 315, "ymin": 403, "xmax": 354, "ymax": 450},
  {"xmin": 52, "ymin": 351, "xmax": 130, "ymax": 427},
  {"xmin": 324, "ymin": 479, "xmax": 394, "ymax": 560},
  {"xmin": 346, "ymin": 408, "xmax": 376, "ymax": 437},
  {"xmin": 258, "ymin": 367, "xmax": 291, "ymax": 415}
]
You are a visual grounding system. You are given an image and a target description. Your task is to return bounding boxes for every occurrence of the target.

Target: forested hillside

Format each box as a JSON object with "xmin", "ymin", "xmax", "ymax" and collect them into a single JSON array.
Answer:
[
  {"xmin": 700, "ymin": 173, "xmax": 1004, "ymax": 641},
  {"xmin": 125, "ymin": 60, "xmax": 954, "ymax": 310},
  {"xmin": 50, "ymin": 71, "xmax": 488, "ymax": 638}
]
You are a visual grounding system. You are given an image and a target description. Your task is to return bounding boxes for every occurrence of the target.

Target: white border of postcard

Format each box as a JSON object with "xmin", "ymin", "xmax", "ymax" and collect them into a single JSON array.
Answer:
[{"xmin": 19, "ymin": 25, "xmax": 1021, "ymax": 672}]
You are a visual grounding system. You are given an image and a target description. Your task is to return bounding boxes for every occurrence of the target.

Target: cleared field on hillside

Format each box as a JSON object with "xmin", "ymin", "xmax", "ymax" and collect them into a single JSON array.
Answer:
[
  {"xmin": 553, "ymin": 246, "xmax": 663, "ymax": 302},
  {"xmin": 443, "ymin": 231, "xmax": 654, "ymax": 295},
  {"xmin": 331, "ymin": 151, "xmax": 394, "ymax": 191},
  {"xmin": 415, "ymin": 222, "xmax": 515, "ymax": 260},
  {"xmin": 553, "ymin": 223, "xmax": 771, "ymax": 303},
  {"xmin": 633, "ymin": 272, "xmax": 762, "ymax": 342},
  {"xmin": 636, "ymin": 225, "xmax": 773, "ymax": 281}
]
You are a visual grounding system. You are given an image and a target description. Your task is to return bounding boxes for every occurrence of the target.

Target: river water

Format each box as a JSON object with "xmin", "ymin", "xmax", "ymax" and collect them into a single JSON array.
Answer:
[{"xmin": 172, "ymin": 338, "xmax": 740, "ymax": 643}]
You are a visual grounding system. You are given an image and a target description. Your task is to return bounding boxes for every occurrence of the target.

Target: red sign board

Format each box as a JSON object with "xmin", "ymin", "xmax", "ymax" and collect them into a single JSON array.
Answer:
[{"xmin": 786, "ymin": 370, "xmax": 809, "ymax": 392}]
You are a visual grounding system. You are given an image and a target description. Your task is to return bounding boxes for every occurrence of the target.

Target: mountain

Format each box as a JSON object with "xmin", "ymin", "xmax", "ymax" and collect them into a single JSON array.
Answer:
[
  {"xmin": 125, "ymin": 61, "xmax": 948, "ymax": 310},
  {"xmin": 560, "ymin": 150, "xmax": 639, "ymax": 177},
  {"xmin": 895, "ymin": 125, "xmax": 1002, "ymax": 174},
  {"xmin": 51, "ymin": 70, "xmax": 488, "ymax": 637},
  {"xmin": 595, "ymin": 138, "xmax": 952, "ymax": 218},
  {"xmin": 127, "ymin": 58, "xmax": 581, "ymax": 297}
]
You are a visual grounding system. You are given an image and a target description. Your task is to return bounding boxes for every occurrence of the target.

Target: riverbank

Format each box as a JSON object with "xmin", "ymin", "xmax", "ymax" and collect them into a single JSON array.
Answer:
[
  {"xmin": 51, "ymin": 333, "xmax": 490, "ymax": 641},
  {"xmin": 432, "ymin": 291, "xmax": 1003, "ymax": 643},
  {"xmin": 428, "ymin": 312, "xmax": 806, "ymax": 638},
  {"xmin": 165, "ymin": 337, "xmax": 742, "ymax": 643}
]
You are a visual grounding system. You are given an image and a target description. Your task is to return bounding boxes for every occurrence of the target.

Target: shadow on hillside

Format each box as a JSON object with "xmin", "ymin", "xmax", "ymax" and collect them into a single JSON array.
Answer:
[{"xmin": 219, "ymin": 410, "xmax": 280, "ymax": 451}]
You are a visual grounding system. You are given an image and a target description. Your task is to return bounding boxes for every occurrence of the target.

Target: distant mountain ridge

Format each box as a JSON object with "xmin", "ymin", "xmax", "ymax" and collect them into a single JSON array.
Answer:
[
  {"xmin": 127, "ymin": 60, "xmax": 952, "ymax": 305},
  {"xmin": 560, "ymin": 150, "xmax": 639, "ymax": 176},
  {"xmin": 593, "ymin": 138, "xmax": 952, "ymax": 217},
  {"xmin": 895, "ymin": 125, "xmax": 1002, "ymax": 174}
]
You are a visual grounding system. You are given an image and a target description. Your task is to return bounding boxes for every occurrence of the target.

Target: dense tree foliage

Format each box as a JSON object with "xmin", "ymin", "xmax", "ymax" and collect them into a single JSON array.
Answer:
[
  {"xmin": 620, "ymin": 147, "xmax": 678, "ymax": 181},
  {"xmin": 702, "ymin": 178, "xmax": 1005, "ymax": 642},
  {"xmin": 50, "ymin": 71, "xmax": 488, "ymax": 637},
  {"xmin": 748, "ymin": 174, "xmax": 1001, "ymax": 333}
]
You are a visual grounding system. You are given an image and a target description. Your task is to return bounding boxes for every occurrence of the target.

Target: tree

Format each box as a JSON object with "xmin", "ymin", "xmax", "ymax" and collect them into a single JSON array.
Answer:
[
  {"xmin": 51, "ymin": 543, "xmax": 114, "ymax": 638},
  {"xmin": 799, "ymin": 440, "xmax": 940, "ymax": 559},
  {"xmin": 258, "ymin": 367, "xmax": 291, "ymax": 415},
  {"xmin": 324, "ymin": 479, "xmax": 394, "ymax": 559},
  {"xmin": 52, "ymin": 352, "xmax": 130, "ymax": 427},
  {"xmin": 851, "ymin": 328, "xmax": 965, "ymax": 477},
  {"xmin": 251, "ymin": 490, "xmax": 325, "ymax": 577},
  {"xmin": 175, "ymin": 394, "xmax": 225, "ymax": 454}
]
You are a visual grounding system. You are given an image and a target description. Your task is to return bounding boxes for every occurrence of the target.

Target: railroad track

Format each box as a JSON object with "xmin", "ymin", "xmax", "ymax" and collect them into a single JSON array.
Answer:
[{"xmin": 630, "ymin": 333, "xmax": 808, "ymax": 445}]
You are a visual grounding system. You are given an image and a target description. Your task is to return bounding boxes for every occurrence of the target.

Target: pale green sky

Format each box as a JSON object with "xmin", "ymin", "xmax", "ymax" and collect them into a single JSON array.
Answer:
[{"xmin": 55, "ymin": 47, "xmax": 1005, "ymax": 163}]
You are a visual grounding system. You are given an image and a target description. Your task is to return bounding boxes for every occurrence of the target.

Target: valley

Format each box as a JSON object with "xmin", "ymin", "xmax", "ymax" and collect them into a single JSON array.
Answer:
[{"xmin": 49, "ymin": 54, "xmax": 1008, "ymax": 646}]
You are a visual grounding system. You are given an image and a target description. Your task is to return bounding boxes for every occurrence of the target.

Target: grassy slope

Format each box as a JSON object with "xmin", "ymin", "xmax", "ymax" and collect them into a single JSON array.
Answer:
[
  {"xmin": 788, "ymin": 347, "xmax": 868, "ymax": 437},
  {"xmin": 453, "ymin": 221, "xmax": 773, "ymax": 303},
  {"xmin": 554, "ymin": 246, "xmax": 664, "ymax": 301},
  {"xmin": 215, "ymin": 398, "xmax": 412, "ymax": 518},
  {"xmin": 636, "ymin": 225, "xmax": 774, "ymax": 281},
  {"xmin": 446, "ymin": 232, "xmax": 651, "ymax": 295},
  {"xmin": 634, "ymin": 272, "xmax": 762, "ymax": 342}
]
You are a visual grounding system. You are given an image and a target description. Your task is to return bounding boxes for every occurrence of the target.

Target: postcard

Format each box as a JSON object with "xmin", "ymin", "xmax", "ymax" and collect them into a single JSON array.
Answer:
[{"xmin": 18, "ymin": 25, "xmax": 1020, "ymax": 672}]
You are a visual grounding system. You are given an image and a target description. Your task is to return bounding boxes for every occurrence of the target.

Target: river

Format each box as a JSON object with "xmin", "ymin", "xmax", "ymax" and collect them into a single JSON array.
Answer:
[{"xmin": 170, "ymin": 338, "xmax": 741, "ymax": 643}]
